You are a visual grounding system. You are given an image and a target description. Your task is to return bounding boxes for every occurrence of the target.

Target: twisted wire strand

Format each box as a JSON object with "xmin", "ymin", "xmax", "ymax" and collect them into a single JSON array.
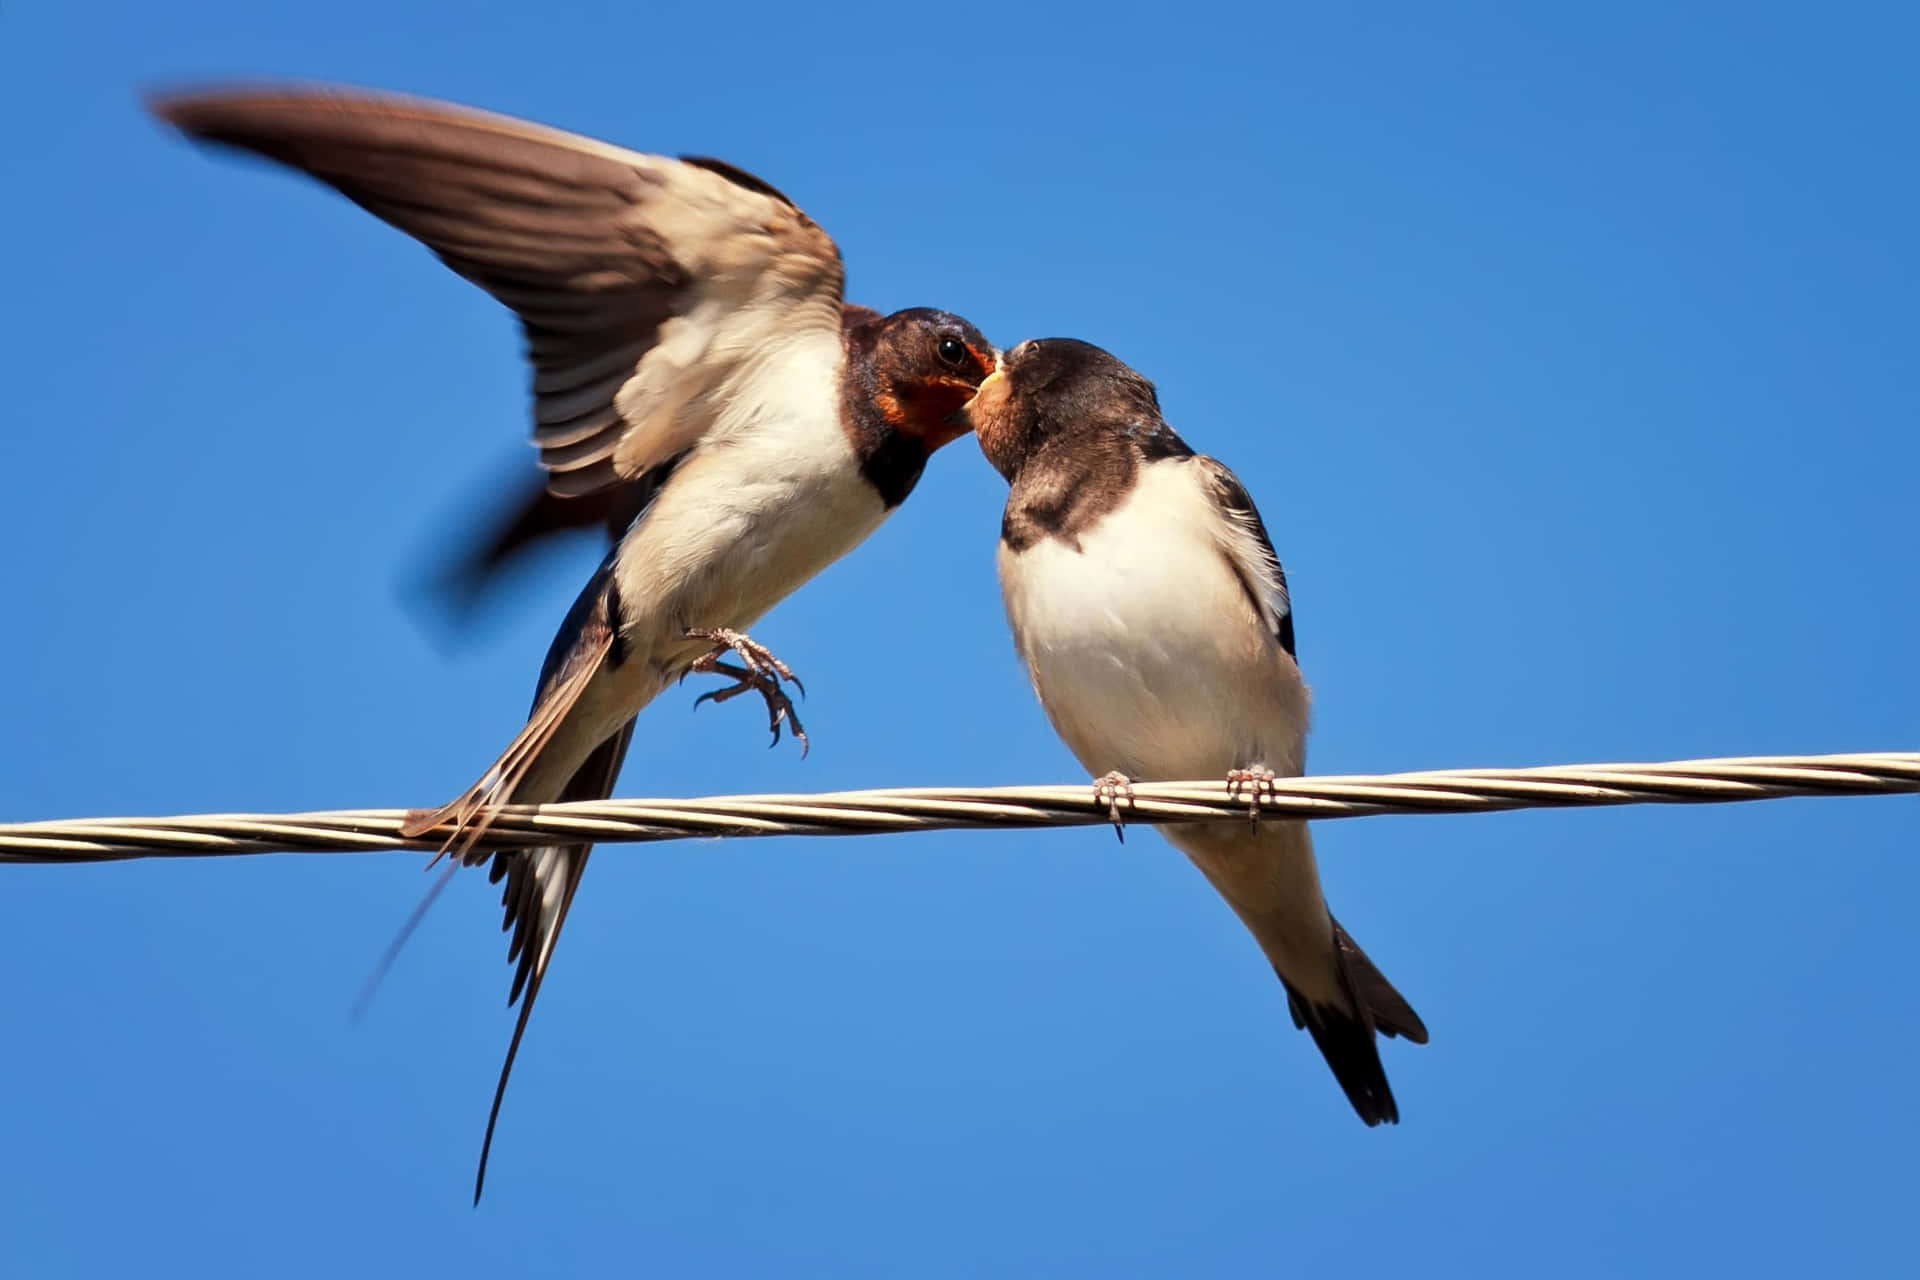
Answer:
[{"xmin": 2, "ymin": 751, "xmax": 1914, "ymax": 865}]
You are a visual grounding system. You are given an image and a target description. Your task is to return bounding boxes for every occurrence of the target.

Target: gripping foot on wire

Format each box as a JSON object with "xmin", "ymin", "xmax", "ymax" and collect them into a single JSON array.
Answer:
[
  {"xmin": 1093, "ymin": 771, "xmax": 1136, "ymax": 843},
  {"xmin": 1226, "ymin": 766, "xmax": 1278, "ymax": 831}
]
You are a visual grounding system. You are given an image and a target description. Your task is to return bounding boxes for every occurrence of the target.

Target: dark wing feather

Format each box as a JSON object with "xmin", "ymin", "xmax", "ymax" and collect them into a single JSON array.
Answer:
[
  {"xmin": 678, "ymin": 155, "xmax": 799, "ymax": 208},
  {"xmin": 1193, "ymin": 456, "xmax": 1295, "ymax": 658},
  {"xmin": 413, "ymin": 465, "xmax": 660, "ymax": 630}
]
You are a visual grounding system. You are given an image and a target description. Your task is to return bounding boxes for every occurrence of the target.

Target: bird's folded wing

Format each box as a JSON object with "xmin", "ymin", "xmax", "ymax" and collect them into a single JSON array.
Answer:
[
  {"xmin": 1193, "ymin": 455, "xmax": 1296, "ymax": 658},
  {"xmin": 150, "ymin": 83, "xmax": 847, "ymax": 497}
]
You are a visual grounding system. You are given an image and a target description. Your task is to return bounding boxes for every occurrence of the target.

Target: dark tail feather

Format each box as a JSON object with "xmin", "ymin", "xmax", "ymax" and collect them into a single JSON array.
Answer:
[
  {"xmin": 474, "ymin": 839, "xmax": 590, "ymax": 1206},
  {"xmin": 1333, "ymin": 919, "xmax": 1428, "ymax": 1044},
  {"xmin": 1283, "ymin": 986, "xmax": 1402, "ymax": 1126},
  {"xmin": 472, "ymin": 718, "xmax": 636, "ymax": 1205},
  {"xmin": 349, "ymin": 859, "xmax": 461, "ymax": 1024},
  {"xmin": 1282, "ymin": 919, "xmax": 1426, "ymax": 1126}
]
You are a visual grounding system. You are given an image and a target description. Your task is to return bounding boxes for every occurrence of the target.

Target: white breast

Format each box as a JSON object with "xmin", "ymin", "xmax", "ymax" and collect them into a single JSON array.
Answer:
[
  {"xmin": 998, "ymin": 458, "xmax": 1309, "ymax": 782},
  {"xmin": 613, "ymin": 330, "xmax": 891, "ymax": 672}
]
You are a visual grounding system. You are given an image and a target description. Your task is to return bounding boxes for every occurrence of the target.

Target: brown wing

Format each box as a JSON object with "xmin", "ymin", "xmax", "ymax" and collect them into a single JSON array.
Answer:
[{"xmin": 150, "ymin": 83, "xmax": 847, "ymax": 496}]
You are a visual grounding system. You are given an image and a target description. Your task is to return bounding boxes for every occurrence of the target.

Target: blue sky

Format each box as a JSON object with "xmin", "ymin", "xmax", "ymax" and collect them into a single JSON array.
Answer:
[{"xmin": 4, "ymin": 1, "xmax": 1916, "ymax": 1275}]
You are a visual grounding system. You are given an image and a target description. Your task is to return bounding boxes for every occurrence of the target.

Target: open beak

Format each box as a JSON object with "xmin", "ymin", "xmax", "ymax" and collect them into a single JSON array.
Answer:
[{"xmin": 944, "ymin": 350, "xmax": 1007, "ymax": 431}]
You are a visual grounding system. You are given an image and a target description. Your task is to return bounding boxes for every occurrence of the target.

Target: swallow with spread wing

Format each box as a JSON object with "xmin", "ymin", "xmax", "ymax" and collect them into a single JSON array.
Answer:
[
  {"xmin": 151, "ymin": 84, "xmax": 996, "ymax": 1200},
  {"xmin": 967, "ymin": 338, "xmax": 1426, "ymax": 1124}
]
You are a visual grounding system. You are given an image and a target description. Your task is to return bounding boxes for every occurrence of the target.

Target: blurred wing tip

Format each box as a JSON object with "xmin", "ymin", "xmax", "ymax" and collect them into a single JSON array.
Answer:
[
  {"xmin": 141, "ymin": 79, "xmax": 323, "ymax": 129},
  {"xmin": 140, "ymin": 79, "xmax": 486, "ymax": 141}
]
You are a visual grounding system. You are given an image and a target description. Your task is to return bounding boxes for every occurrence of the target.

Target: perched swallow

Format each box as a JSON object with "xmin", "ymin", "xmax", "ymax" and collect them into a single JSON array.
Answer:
[
  {"xmin": 968, "ymin": 338, "xmax": 1427, "ymax": 1124},
  {"xmin": 150, "ymin": 84, "xmax": 997, "ymax": 1198}
]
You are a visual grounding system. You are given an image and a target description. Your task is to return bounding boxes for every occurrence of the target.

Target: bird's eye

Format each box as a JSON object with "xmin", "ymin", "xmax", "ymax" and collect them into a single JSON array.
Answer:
[{"xmin": 936, "ymin": 337, "xmax": 969, "ymax": 368}]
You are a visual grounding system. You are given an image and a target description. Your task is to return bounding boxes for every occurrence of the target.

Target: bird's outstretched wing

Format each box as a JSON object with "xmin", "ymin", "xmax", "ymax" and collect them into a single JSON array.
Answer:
[{"xmin": 149, "ymin": 83, "xmax": 848, "ymax": 496}]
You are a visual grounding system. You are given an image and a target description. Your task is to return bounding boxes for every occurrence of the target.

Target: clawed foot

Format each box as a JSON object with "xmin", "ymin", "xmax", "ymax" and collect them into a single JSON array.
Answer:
[
  {"xmin": 1226, "ymin": 766, "xmax": 1277, "ymax": 830},
  {"xmin": 685, "ymin": 628, "xmax": 808, "ymax": 756},
  {"xmin": 1092, "ymin": 771, "xmax": 1135, "ymax": 843}
]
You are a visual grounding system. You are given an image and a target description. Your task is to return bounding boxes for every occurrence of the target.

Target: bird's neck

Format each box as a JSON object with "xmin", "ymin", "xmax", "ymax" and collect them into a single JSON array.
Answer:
[{"xmin": 839, "ymin": 337, "xmax": 934, "ymax": 509}]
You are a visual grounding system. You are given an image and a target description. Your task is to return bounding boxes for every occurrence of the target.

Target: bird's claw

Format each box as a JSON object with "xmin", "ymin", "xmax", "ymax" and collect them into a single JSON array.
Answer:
[
  {"xmin": 1226, "ymin": 766, "xmax": 1278, "ymax": 830},
  {"xmin": 1092, "ymin": 771, "xmax": 1135, "ymax": 843},
  {"xmin": 686, "ymin": 628, "xmax": 804, "ymax": 696},
  {"xmin": 685, "ymin": 628, "xmax": 809, "ymax": 756}
]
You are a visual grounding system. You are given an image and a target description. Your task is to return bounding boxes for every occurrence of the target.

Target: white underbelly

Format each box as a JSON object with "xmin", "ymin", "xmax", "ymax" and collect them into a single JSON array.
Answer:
[{"xmin": 998, "ymin": 478, "xmax": 1308, "ymax": 782}]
